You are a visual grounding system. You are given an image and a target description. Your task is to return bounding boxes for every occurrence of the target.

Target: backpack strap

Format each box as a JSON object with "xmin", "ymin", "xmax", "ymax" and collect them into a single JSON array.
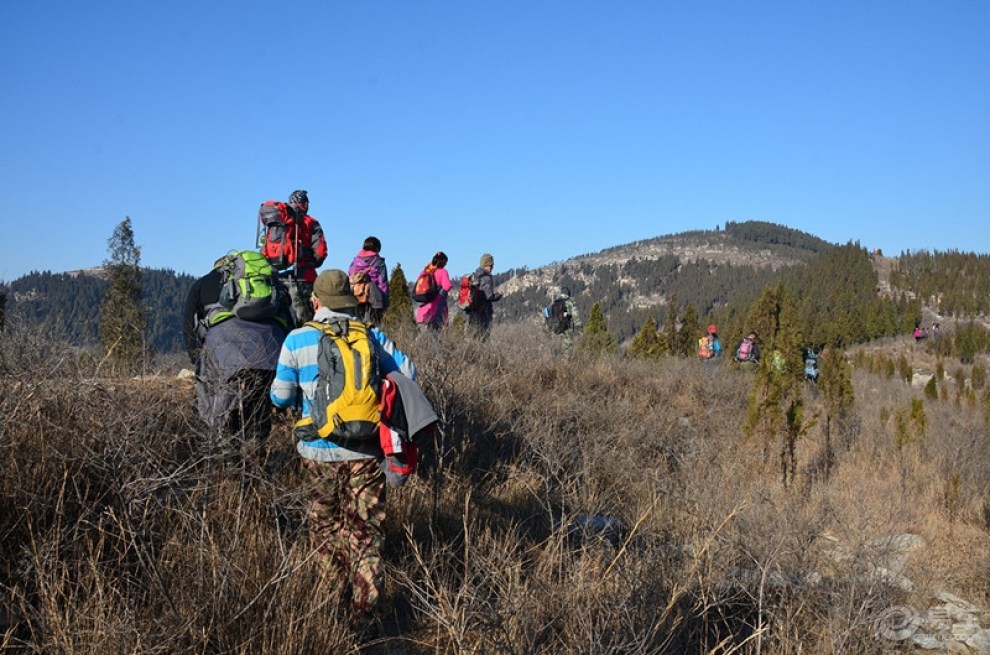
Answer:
[{"xmin": 306, "ymin": 318, "xmax": 349, "ymax": 333}]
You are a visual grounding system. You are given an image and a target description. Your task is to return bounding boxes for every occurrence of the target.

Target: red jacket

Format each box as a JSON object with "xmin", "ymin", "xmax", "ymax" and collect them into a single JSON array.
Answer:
[{"xmin": 293, "ymin": 213, "xmax": 328, "ymax": 283}]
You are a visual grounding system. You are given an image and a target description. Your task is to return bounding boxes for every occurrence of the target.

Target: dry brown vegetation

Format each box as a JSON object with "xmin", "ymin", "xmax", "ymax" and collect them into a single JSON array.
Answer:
[{"xmin": 2, "ymin": 320, "xmax": 990, "ymax": 654}]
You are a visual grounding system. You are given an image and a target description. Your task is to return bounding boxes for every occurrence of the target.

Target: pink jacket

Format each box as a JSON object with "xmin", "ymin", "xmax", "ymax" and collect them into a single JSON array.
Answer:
[{"xmin": 414, "ymin": 266, "xmax": 453, "ymax": 325}]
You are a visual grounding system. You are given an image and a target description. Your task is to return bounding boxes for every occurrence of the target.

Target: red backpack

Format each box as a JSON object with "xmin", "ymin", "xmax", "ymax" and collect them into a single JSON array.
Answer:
[
  {"xmin": 456, "ymin": 274, "xmax": 480, "ymax": 311},
  {"xmin": 258, "ymin": 201, "xmax": 296, "ymax": 270}
]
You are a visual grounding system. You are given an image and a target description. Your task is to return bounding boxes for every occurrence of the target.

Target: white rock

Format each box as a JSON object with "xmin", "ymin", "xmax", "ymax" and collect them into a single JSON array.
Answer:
[
  {"xmin": 176, "ymin": 368, "xmax": 196, "ymax": 381},
  {"xmin": 936, "ymin": 591, "xmax": 981, "ymax": 615},
  {"xmin": 966, "ymin": 629, "xmax": 990, "ymax": 655},
  {"xmin": 910, "ymin": 632, "xmax": 944, "ymax": 649},
  {"xmin": 866, "ymin": 566, "xmax": 914, "ymax": 592},
  {"xmin": 951, "ymin": 617, "xmax": 981, "ymax": 640}
]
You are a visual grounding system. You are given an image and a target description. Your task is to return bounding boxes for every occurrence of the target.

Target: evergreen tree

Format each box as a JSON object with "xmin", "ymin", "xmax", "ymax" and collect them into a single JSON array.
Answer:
[
  {"xmin": 627, "ymin": 315, "xmax": 667, "ymax": 360},
  {"xmin": 578, "ymin": 303, "xmax": 617, "ymax": 356},
  {"xmin": 954, "ymin": 320, "xmax": 986, "ymax": 364},
  {"xmin": 742, "ymin": 284, "xmax": 808, "ymax": 486},
  {"xmin": 676, "ymin": 304, "xmax": 701, "ymax": 357},
  {"xmin": 382, "ymin": 263, "xmax": 415, "ymax": 335},
  {"xmin": 663, "ymin": 296, "xmax": 679, "ymax": 354},
  {"xmin": 818, "ymin": 347, "xmax": 855, "ymax": 480},
  {"xmin": 99, "ymin": 217, "xmax": 148, "ymax": 371}
]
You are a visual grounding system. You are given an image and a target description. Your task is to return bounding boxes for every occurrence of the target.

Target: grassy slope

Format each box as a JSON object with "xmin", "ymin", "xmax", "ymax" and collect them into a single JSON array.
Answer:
[{"xmin": 1, "ymin": 318, "xmax": 989, "ymax": 653}]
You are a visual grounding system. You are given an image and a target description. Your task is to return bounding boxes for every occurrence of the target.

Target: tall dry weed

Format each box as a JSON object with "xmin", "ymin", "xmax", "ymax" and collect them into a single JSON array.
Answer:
[{"xmin": 2, "ymin": 321, "xmax": 989, "ymax": 653}]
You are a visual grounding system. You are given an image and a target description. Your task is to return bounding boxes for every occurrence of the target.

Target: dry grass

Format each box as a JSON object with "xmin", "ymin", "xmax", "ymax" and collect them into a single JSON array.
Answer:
[{"xmin": 1, "ymin": 320, "xmax": 989, "ymax": 653}]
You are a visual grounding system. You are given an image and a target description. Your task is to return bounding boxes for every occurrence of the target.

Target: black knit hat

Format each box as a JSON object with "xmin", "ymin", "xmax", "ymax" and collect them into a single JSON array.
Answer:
[{"xmin": 289, "ymin": 189, "xmax": 308, "ymax": 206}]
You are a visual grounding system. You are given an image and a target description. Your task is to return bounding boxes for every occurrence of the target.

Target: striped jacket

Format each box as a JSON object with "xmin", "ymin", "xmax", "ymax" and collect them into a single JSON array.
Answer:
[{"xmin": 269, "ymin": 307, "xmax": 416, "ymax": 462}]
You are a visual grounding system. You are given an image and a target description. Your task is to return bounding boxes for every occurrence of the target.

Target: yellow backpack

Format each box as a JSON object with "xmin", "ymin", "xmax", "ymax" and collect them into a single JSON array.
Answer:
[
  {"xmin": 698, "ymin": 335, "xmax": 715, "ymax": 359},
  {"xmin": 297, "ymin": 318, "xmax": 381, "ymax": 443}
]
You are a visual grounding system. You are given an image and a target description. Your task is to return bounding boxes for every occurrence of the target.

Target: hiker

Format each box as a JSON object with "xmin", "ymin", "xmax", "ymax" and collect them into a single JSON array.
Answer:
[
  {"xmin": 465, "ymin": 253, "xmax": 503, "ymax": 339},
  {"xmin": 697, "ymin": 324, "xmax": 722, "ymax": 361},
  {"xmin": 348, "ymin": 236, "xmax": 390, "ymax": 326},
  {"xmin": 543, "ymin": 286, "xmax": 582, "ymax": 347},
  {"xmin": 182, "ymin": 253, "xmax": 292, "ymax": 466},
  {"xmin": 734, "ymin": 332, "xmax": 760, "ymax": 364},
  {"xmin": 913, "ymin": 323, "xmax": 924, "ymax": 342},
  {"xmin": 282, "ymin": 189, "xmax": 328, "ymax": 325},
  {"xmin": 269, "ymin": 269, "xmax": 417, "ymax": 621},
  {"xmin": 413, "ymin": 251, "xmax": 453, "ymax": 331},
  {"xmin": 804, "ymin": 348, "xmax": 820, "ymax": 382},
  {"xmin": 181, "ymin": 254, "xmax": 293, "ymax": 366}
]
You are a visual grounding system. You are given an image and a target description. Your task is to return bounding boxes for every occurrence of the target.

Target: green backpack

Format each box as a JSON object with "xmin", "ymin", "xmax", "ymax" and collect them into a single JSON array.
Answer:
[{"xmin": 205, "ymin": 250, "xmax": 284, "ymax": 326}]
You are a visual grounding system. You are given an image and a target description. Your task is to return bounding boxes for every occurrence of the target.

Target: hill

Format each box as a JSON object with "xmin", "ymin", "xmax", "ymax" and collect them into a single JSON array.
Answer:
[
  {"xmin": 3, "ymin": 267, "xmax": 195, "ymax": 354},
  {"xmin": 3, "ymin": 220, "xmax": 988, "ymax": 358},
  {"xmin": 3, "ymin": 221, "xmax": 827, "ymax": 354},
  {"xmin": 492, "ymin": 220, "xmax": 845, "ymax": 342}
]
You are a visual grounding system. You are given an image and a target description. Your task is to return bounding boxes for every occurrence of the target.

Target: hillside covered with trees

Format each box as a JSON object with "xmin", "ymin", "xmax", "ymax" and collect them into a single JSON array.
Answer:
[
  {"xmin": 496, "ymin": 223, "xmax": 923, "ymax": 350},
  {"xmin": 3, "ymin": 268, "xmax": 194, "ymax": 355},
  {"xmin": 890, "ymin": 250, "xmax": 990, "ymax": 317},
  {"xmin": 2, "ymin": 221, "xmax": 988, "ymax": 360}
]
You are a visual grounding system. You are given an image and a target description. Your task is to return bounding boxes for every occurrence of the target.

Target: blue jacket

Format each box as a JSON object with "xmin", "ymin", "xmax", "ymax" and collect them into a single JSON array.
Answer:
[{"xmin": 270, "ymin": 307, "xmax": 416, "ymax": 462}]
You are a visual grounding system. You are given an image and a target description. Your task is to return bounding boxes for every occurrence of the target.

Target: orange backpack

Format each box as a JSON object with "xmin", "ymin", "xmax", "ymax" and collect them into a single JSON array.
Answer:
[{"xmin": 412, "ymin": 265, "xmax": 440, "ymax": 303}]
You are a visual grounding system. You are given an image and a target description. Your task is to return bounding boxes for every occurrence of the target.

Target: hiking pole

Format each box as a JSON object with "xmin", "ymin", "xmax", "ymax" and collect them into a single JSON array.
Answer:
[
  {"xmin": 293, "ymin": 205, "xmax": 301, "ymax": 281},
  {"xmin": 255, "ymin": 208, "xmax": 262, "ymax": 250},
  {"xmin": 289, "ymin": 207, "xmax": 304, "ymax": 326}
]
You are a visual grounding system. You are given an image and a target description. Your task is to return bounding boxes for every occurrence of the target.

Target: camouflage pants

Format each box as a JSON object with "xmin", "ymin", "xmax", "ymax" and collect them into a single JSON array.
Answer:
[{"xmin": 302, "ymin": 457, "xmax": 386, "ymax": 613}]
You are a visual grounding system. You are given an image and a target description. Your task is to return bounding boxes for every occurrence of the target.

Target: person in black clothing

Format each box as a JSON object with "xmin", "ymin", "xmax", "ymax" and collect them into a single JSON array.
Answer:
[
  {"xmin": 182, "ymin": 261, "xmax": 292, "ymax": 467},
  {"xmin": 182, "ymin": 267, "xmax": 225, "ymax": 365},
  {"xmin": 467, "ymin": 253, "xmax": 503, "ymax": 340}
]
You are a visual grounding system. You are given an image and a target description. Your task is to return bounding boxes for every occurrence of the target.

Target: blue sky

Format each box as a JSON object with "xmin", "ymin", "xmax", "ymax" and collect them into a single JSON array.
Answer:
[{"xmin": 2, "ymin": 1, "xmax": 988, "ymax": 283}]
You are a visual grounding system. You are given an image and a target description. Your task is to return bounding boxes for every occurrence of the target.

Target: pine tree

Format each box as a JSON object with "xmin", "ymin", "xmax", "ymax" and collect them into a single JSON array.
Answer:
[
  {"xmin": 676, "ymin": 304, "xmax": 701, "ymax": 357},
  {"xmin": 818, "ymin": 347, "xmax": 855, "ymax": 480},
  {"xmin": 627, "ymin": 315, "xmax": 667, "ymax": 360},
  {"xmin": 742, "ymin": 284, "xmax": 808, "ymax": 486},
  {"xmin": 382, "ymin": 263, "xmax": 415, "ymax": 335},
  {"xmin": 663, "ymin": 296, "xmax": 679, "ymax": 354},
  {"xmin": 99, "ymin": 217, "xmax": 148, "ymax": 371},
  {"xmin": 578, "ymin": 303, "xmax": 617, "ymax": 356}
]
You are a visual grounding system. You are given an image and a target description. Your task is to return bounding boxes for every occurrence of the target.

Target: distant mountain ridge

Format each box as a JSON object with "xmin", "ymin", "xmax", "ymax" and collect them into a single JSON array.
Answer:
[
  {"xmin": 0, "ymin": 221, "xmax": 851, "ymax": 352},
  {"xmin": 4, "ymin": 220, "xmax": 986, "ymax": 354},
  {"xmin": 494, "ymin": 220, "xmax": 838, "ymax": 340},
  {"xmin": 501, "ymin": 222, "xmax": 829, "ymax": 295}
]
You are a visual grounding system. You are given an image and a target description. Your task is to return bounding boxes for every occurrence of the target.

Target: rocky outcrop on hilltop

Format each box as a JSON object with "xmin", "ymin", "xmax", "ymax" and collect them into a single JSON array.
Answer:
[{"xmin": 499, "ymin": 232, "xmax": 808, "ymax": 297}]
